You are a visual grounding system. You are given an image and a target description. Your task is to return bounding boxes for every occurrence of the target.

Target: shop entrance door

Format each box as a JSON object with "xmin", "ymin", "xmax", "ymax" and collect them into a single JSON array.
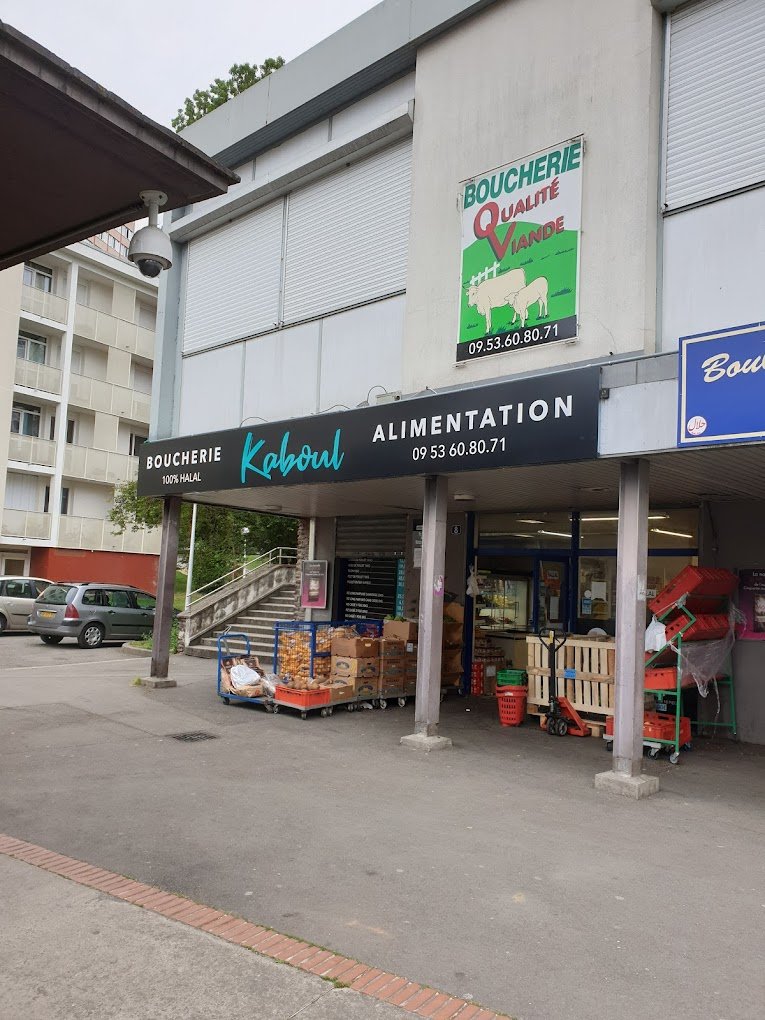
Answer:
[{"xmin": 538, "ymin": 560, "xmax": 568, "ymax": 632}]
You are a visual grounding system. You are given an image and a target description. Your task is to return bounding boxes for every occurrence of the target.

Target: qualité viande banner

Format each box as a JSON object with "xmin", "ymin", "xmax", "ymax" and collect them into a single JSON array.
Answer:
[{"xmin": 457, "ymin": 138, "xmax": 582, "ymax": 363}]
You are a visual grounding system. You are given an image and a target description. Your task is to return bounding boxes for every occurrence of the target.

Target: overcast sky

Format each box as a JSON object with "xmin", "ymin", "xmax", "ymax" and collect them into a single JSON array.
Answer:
[{"xmin": 1, "ymin": 0, "xmax": 380, "ymax": 126}]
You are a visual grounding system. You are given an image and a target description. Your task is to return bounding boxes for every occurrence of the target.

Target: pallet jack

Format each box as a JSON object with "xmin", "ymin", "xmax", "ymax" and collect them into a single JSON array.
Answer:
[{"xmin": 538, "ymin": 629, "xmax": 591, "ymax": 738}]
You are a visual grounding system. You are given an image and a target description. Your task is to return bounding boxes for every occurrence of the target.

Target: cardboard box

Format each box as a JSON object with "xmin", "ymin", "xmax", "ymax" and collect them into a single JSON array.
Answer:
[
  {"xmin": 405, "ymin": 660, "xmax": 418, "ymax": 678},
  {"xmin": 403, "ymin": 678, "xmax": 417, "ymax": 696},
  {"xmin": 355, "ymin": 677, "xmax": 380, "ymax": 699},
  {"xmin": 327, "ymin": 680, "xmax": 355, "ymax": 703},
  {"xmin": 383, "ymin": 620, "xmax": 418, "ymax": 642},
  {"xmin": 443, "ymin": 601, "xmax": 465, "ymax": 623},
  {"xmin": 443, "ymin": 622, "xmax": 464, "ymax": 647},
  {"xmin": 442, "ymin": 648, "xmax": 463, "ymax": 673},
  {"xmin": 330, "ymin": 636, "xmax": 380, "ymax": 658},
  {"xmin": 331, "ymin": 655, "xmax": 380, "ymax": 679},
  {"xmin": 380, "ymin": 638, "xmax": 405, "ymax": 658},
  {"xmin": 379, "ymin": 658, "xmax": 406, "ymax": 680}
]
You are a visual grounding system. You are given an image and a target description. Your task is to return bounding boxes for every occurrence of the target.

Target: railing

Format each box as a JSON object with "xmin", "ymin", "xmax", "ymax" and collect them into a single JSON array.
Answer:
[
  {"xmin": 63, "ymin": 445, "xmax": 139, "ymax": 484},
  {"xmin": 1, "ymin": 509, "xmax": 51, "ymax": 540},
  {"xmin": 7, "ymin": 434, "xmax": 57, "ymax": 468},
  {"xmin": 68, "ymin": 373, "xmax": 151, "ymax": 423},
  {"xmin": 20, "ymin": 285, "xmax": 68, "ymax": 324},
  {"xmin": 74, "ymin": 302, "xmax": 155, "ymax": 359},
  {"xmin": 58, "ymin": 516, "xmax": 161, "ymax": 554},
  {"xmin": 187, "ymin": 547, "xmax": 298, "ymax": 609},
  {"xmin": 14, "ymin": 358, "xmax": 63, "ymax": 394}
]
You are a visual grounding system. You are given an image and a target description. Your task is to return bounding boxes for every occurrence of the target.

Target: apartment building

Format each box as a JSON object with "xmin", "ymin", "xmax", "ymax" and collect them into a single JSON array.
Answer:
[{"xmin": 0, "ymin": 239, "xmax": 160, "ymax": 589}]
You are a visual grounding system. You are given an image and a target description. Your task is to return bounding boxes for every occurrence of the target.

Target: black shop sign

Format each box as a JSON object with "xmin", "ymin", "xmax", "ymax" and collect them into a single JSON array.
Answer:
[{"xmin": 137, "ymin": 366, "xmax": 600, "ymax": 497}]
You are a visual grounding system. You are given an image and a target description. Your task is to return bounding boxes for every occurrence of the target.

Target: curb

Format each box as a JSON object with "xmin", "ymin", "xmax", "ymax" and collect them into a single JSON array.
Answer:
[
  {"xmin": 120, "ymin": 644, "xmax": 152, "ymax": 657},
  {"xmin": 0, "ymin": 834, "xmax": 506, "ymax": 1020}
]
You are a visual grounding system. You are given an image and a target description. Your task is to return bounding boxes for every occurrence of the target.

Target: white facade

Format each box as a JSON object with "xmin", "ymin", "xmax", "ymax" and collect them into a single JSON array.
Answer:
[{"xmin": 0, "ymin": 242, "xmax": 159, "ymax": 576}]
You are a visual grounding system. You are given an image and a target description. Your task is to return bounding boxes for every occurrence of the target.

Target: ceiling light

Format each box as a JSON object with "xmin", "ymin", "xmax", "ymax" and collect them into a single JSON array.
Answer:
[
  {"xmin": 581, "ymin": 515, "xmax": 668, "ymax": 523},
  {"xmin": 518, "ymin": 518, "xmax": 545, "ymax": 524},
  {"xmin": 262, "ymin": 505, "xmax": 282, "ymax": 512},
  {"xmin": 651, "ymin": 528, "xmax": 693, "ymax": 539},
  {"xmin": 538, "ymin": 530, "xmax": 572, "ymax": 539},
  {"xmin": 453, "ymin": 493, "xmax": 475, "ymax": 502}
]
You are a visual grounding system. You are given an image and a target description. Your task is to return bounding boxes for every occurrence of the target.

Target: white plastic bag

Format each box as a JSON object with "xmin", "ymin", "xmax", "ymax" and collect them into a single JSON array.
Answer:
[
  {"xmin": 230, "ymin": 663, "xmax": 262, "ymax": 690},
  {"xmin": 644, "ymin": 616, "xmax": 666, "ymax": 652},
  {"xmin": 466, "ymin": 564, "xmax": 479, "ymax": 598}
]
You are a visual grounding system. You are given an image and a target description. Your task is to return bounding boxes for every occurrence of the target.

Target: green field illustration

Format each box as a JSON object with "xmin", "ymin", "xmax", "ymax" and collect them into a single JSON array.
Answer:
[{"xmin": 459, "ymin": 220, "xmax": 578, "ymax": 343}]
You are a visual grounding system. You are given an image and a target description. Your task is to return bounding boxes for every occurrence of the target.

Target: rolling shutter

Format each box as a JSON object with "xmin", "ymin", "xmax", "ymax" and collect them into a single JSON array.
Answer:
[
  {"xmin": 283, "ymin": 139, "xmax": 411, "ymax": 323},
  {"xmin": 665, "ymin": 0, "xmax": 765, "ymax": 210},
  {"xmin": 335, "ymin": 516, "xmax": 408, "ymax": 558},
  {"xmin": 182, "ymin": 199, "xmax": 284, "ymax": 354}
]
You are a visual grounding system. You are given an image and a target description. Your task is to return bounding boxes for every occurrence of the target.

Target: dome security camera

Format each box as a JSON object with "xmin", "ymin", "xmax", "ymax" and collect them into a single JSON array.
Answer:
[{"xmin": 128, "ymin": 191, "xmax": 172, "ymax": 278}]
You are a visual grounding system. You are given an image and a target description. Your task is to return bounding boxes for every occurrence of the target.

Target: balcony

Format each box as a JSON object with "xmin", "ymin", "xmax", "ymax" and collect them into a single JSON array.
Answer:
[
  {"xmin": 58, "ymin": 516, "xmax": 160, "ymax": 555},
  {"xmin": 74, "ymin": 303, "xmax": 155, "ymax": 359},
  {"xmin": 68, "ymin": 374, "xmax": 151, "ymax": 423},
  {"xmin": 1, "ymin": 509, "xmax": 52, "ymax": 540},
  {"xmin": 64, "ymin": 445, "xmax": 139, "ymax": 485},
  {"xmin": 14, "ymin": 358, "xmax": 63, "ymax": 395},
  {"xmin": 7, "ymin": 434, "xmax": 57, "ymax": 468},
  {"xmin": 20, "ymin": 285, "xmax": 68, "ymax": 324}
]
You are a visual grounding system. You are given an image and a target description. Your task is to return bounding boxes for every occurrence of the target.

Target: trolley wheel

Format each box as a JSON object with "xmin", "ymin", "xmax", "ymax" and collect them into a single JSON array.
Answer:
[
  {"xmin": 327, "ymin": 706, "xmax": 334, "ymax": 716},
  {"xmin": 272, "ymin": 704, "xmax": 280, "ymax": 714},
  {"xmin": 301, "ymin": 711, "xmax": 308, "ymax": 720},
  {"xmin": 398, "ymin": 697, "xmax": 407, "ymax": 708},
  {"xmin": 546, "ymin": 717, "xmax": 557, "ymax": 735},
  {"xmin": 648, "ymin": 746, "xmax": 659, "ymax": 759},
  {"xmin": 222, "ymin": 696, "xmax": 230, "ymax": 705},
  {"xmin": 264, "ymin": 703, "xmax": 274, "ymax": 713},
  {"xmin": 555, "ymin": 717, "xmax": 568, "ymax": 737},
  {"xmin": 371, "ymin": 699, "xmax": 379, "ymax": 709},
  {"xmin": 346, "ymin": 703, "xmax": 355, "ymax": 712},
  {"xmin": 605, "ymin": 740, "xmax": 614, "ymax": 752},
  {"xmin": 379, "ymin": 699, "xmax": 387, "ymax": 710},
  {"xmin": 320, "ymin": 707, "xmax": 328, "ymax": 717},
  {"xmin": 439, "ymin": 692, "xmax": 445, "ymax": 703},
  {"xmin": 682, "ymin": 742, "xmax": 692, "ymax": 751},
  {"xmin": 669, "ymin": 751, "xmax": 680, "ymax": 764}
]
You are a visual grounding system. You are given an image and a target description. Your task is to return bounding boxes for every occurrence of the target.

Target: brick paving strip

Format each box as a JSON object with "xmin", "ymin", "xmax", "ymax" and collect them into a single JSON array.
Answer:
[{"xmin": 0, "ymin": 834, "xmax": 506, "ymax": 1020}]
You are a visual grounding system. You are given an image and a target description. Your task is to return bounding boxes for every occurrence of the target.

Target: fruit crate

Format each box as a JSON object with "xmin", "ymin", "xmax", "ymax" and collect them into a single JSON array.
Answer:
[{"xmin": 273, "ymin": 685, "xmax": 330, "ymax": 709}]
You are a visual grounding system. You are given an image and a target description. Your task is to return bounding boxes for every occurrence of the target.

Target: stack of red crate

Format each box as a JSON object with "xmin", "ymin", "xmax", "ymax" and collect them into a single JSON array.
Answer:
[{"xmin": 471, "ymin": 662, "xmax": 485, "ymax": 696}]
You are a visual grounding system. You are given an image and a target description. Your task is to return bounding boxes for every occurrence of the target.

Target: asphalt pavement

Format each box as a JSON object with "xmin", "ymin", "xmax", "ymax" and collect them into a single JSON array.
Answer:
[{"xmin": 1, "ymin": 634, "xmax": 763, "ymax": 1020}]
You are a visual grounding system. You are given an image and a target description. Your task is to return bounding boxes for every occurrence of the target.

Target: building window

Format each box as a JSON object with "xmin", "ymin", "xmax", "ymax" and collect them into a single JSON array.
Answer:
[
  {"xmin": 16, "ymin": 331, "xmax": 47, "ymax": 365},
  {"xmin": 129, "ymin": 433, "xmax": 147, "ymax": 457},
  {"xmin": 76, "ymin": 281, "xmax": 90, "ymax": 305},
  {"xmin": 11, "ymin": 402, "xmax": 41, "ymax": 438},
  {"xmin": 108, "ymin": 235, "xmax": 117, "ymax": 249},
  {"xmin": 49, "ymin": 415, "xmax": 56, "ymax": 441},
  {"xmin": 43, "ymin": 486, "xmax": 70, "ymax": 515},
  {"xmin": 23, "ymin": 262, "xmax": 53, "ymax": 293},
  {"xmin": 66, "ymin": 419, "xmax": 76, "ymax": 445}
]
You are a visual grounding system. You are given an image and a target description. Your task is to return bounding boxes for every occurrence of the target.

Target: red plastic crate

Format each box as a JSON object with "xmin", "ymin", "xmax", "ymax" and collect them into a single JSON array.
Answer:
[
  {"xmin": 649, "ymin": 566, "xmax": 738, "ymax": 616},
  {"xmin": 644, "ymin": 667, "xmax": 678, "ymax": 691},
  {"xmin": 664, "ymin": 613, "xmax": 730, "ymax": 643},
  {"xmin": 606, "ymin": 712, "xmax": 690, "ymax": 745},
  {"xmin": 274, "ymin": 685, "xmax": 330, "ymax": 709}
]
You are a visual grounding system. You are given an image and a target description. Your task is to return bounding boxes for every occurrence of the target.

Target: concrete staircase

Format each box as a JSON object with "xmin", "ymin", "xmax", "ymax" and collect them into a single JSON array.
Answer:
[{"xmin": 187, "ymin": 583, "xmax": 297, "ymax": 664}]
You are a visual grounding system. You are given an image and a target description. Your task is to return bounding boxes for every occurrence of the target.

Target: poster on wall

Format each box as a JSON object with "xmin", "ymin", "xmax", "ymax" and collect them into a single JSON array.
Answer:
[
  {"xmin": 457, "ymin": 137, "xmax": 582, "ymax": 363},
  {"xmin": 300, "ymin": 560, "xmax": 328, "ymax": 610},
  {"xmin": 737, "ymin": 569, "xmax": 765, "ymax": 640}
]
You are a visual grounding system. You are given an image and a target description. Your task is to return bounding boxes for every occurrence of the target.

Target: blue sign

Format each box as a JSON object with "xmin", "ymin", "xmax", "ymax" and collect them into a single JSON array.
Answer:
[{"xmin": 678, "ymin": 322, "xmax": 765, "ymax": 447}]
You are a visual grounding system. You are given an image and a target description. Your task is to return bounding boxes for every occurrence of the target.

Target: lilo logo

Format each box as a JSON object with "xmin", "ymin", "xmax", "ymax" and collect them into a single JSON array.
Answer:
[{"xmin": 240, "ymin": 428, "xmax": 344, "ymax": 483}]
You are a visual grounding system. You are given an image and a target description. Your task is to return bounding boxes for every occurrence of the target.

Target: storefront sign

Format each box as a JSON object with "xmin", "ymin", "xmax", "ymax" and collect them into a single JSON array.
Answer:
[
  {"xmin": 300, "ymin": 560, "xmax": 328, "ymax": 610},
  {"xmin": 678, "ymin": 322, "xmax": 765, "ymax": 446},
  {"xmin": 737, "ymin": 569, "xmax": 765, "ymax": 640},
  {"xmin": 457, "ymin": 138, "xmax": 582, "ymax": 363},
  {"xmin": 138, "ymin": 367, "xmax": 600, "ymax": 497}
]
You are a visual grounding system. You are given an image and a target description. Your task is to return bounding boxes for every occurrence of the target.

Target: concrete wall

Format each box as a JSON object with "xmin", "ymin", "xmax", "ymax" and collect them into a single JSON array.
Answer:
[
  {"xmin": 700, "ymin": 500, "xmax": 765, "ymax": 745},
  {"xmin": 660, "ymin": 188, "xmax": 765, "ymax": 350},
  {"xmin": 402, "ymin": 0, "xmax": 662, "ymax": 391},
  {"xmin": 30, "ymin": 547, "xmax": 158, "ymax": 590}
]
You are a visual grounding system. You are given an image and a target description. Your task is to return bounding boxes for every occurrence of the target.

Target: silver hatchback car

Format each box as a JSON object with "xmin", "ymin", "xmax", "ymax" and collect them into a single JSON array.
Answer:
[
  {"xmin": 0, "ymin": 576, "xmax": 52, "ymax": 633},
  {"xmin": 28, "ymin": 582, "xmax": 157, "ymax": 648}
]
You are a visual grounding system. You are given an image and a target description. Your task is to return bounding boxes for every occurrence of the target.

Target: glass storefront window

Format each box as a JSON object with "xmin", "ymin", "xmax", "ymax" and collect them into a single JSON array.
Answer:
[
  {"xmin": 579, "ymin": 509, "xmax": 698, "ymax": 549},
  {"xmin": 478, "ymin": 511, "xmax": 573, "ymax": 550}
]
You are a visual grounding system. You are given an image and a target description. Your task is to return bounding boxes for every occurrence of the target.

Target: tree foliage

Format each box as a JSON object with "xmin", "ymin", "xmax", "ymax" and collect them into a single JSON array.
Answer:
[
  {"xmin": 109, "ymin": 481, "xmax": 297, "ymax": 591},
  {"xmin": 172, "ymin": 58, "xmax": 285, "ymax": 132}
]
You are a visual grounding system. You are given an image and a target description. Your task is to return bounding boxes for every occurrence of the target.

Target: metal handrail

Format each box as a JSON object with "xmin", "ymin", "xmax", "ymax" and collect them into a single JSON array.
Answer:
[{"xmin": 186, "ymin": 546, "xmax": 298, "ymax": 609}]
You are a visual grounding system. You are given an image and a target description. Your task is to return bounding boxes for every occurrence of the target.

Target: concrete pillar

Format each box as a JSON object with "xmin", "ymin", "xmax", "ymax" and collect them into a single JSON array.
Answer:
[
  {"xmin": 401, "ymin": 475, "xmax": 452, "ymax": 753},
  {"xmin": 595, "ymin": 459, "xmax": 659, "ymax": 798},
  {"xmin": 147, "ymin": 495, "xmax": 182, "ymax": 687}
]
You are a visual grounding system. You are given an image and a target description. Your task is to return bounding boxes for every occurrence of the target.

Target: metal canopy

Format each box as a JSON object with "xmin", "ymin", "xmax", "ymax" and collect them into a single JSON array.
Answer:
[
  {"xmin": 184, "ymin": 444, "xmax": 765, "ymax": 519},
  {"xmin": 0, "ymin": 21, "xmax": 239, "ymax": 271}
]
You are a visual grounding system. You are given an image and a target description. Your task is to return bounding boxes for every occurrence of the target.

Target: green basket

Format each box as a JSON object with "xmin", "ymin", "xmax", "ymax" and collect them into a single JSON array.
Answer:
[{"xmin": 497, "ymin": 668, "xmax": 527, "ymax": 687}]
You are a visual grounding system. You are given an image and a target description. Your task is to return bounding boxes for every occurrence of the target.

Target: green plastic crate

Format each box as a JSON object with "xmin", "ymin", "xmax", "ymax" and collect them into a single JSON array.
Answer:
[{"xmin": 497, "ymin": 668, "xmax": 527, "ymax": 687}]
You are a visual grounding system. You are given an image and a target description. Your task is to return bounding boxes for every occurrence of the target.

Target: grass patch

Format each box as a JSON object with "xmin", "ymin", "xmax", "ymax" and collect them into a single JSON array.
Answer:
[{"xmin": 134, "ymin": 619, "xmax": 180, "ymax": 654}]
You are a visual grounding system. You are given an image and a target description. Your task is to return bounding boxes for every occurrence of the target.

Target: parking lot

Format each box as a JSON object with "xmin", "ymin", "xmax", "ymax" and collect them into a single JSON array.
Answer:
[{"xmin": 0, "ymin": 632, "xmax": 147, "ymax": 670}]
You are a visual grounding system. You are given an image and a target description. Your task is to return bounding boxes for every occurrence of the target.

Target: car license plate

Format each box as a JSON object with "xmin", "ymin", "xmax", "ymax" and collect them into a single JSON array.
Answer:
[{"xmin": 39, "ymin": 611, "xmax": 55, "ymax": 619}]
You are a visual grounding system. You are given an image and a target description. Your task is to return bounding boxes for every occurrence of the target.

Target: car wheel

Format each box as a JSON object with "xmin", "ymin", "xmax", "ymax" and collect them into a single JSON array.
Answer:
[
  {"xmin": 41, "ymin": 635, "xmax": 63, "ymax": 645},
  {"xmin": 0, "ymin": 614, "xmax": 7, "ymax": 634},
  {"xmin": 78, "ymin": 623, "xmax": 105, "ymax": 649}
]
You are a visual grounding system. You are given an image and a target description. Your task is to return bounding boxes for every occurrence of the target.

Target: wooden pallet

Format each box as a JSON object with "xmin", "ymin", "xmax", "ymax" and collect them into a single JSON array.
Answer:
[{"xmin": 525, "ymin": 635, "xmax": 615, "ymax": 676}]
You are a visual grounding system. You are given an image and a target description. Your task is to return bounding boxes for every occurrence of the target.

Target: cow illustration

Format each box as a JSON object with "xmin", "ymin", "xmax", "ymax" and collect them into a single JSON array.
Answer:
[
  {"xmin": 510, "ymin": 277, "xmax": 549, "ymax": 327},
  {"xmin": 466, "ymin": 267, "xmax": 526, "ymax": 334}
]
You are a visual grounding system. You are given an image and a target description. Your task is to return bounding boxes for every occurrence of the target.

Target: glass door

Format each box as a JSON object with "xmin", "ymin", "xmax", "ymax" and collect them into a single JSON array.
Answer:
[{"xmin": 538, "ymin": 560, "xmax": 568, "ymax": 632}]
